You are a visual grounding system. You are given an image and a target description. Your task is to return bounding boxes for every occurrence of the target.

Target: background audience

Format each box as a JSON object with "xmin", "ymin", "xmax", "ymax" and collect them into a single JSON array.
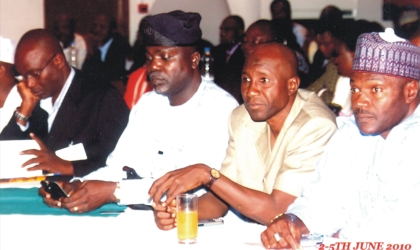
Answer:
[
  {"xmin": 212, "ymin": 15, "xmax": 245, "ymax": 103},
  {"xmin": 82, "ymin": 14, "xmax": 131, "ymax": 92},
  {"xmin": 52, "ymin": 13, "xmax": 88, "ymax": 70}
]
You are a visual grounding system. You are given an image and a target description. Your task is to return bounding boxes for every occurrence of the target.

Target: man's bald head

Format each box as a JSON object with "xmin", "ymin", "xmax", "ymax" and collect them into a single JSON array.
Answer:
[
  {"xmin": 14, "ymin": 29, "xmax": 70, "ymax": 101},
  {"xmin": 248, "ymin": 42, "xmax": 298, "ymax": 78},
  {"xmin": 16, "ymin": 29, "xmax": 64, "ymax": 61}
]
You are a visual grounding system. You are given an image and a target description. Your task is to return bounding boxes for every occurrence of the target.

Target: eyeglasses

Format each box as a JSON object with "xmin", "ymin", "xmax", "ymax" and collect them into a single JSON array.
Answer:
[{"xmin": 15, "ymin": 54, "xmax": 56, "ymax": 82}]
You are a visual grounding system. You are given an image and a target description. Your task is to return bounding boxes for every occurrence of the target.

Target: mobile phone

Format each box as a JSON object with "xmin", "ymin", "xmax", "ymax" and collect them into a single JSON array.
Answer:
[
  {"xmin": 198, "ymin": 218, "xmax": 224, "ymax": 227},
  {"xmin": 41, "ymin": 180, "xmax": 69, "ymax": 200}
]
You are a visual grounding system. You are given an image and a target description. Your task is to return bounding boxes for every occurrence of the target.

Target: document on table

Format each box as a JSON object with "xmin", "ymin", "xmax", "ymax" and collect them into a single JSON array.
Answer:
[
  {"xmin": 55, "ymin": 143, "xmax": 87, "ymax": 161},
  {"xmin": 0, "ymin": 140, "xmax": 42, "ymax": 179}
]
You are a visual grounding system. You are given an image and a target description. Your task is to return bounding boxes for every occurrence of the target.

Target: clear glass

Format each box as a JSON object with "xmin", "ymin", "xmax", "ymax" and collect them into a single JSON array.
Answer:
[{"xmin": 176, "ymin": 193, "xmax": 198, "ymax": 244}]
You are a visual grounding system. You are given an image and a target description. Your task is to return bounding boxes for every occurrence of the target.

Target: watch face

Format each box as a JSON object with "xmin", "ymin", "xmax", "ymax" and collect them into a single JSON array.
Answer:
[{"xmin": 211, "ymin": 169, "xmax": 220, "ymax": 179}]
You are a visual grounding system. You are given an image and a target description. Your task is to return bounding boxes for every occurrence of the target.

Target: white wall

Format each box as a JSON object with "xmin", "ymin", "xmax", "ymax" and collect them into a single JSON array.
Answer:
[
  {"xmin": 0, "ymin": 0, "xmax": 44, "ymax": 45},
  {"xmin": 227, "ymin": 0, "xmax": 260, "ymax": 32},
  {"xmin": 129, "ymin": 0, "xmax": 156, "ymax": 44},
  {"xmin": 357, "ymin": 0, "xmax": 392, "ymax": 28}
]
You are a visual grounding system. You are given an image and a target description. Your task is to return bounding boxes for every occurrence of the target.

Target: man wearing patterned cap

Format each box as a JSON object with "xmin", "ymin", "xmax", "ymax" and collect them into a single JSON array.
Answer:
[
  {"xmin": 0, "ymin": 36, "xmax": 21, "ymax": 133},
  {"xmin": 261, "ymin": 28, "xmax": 420, "ymax": 249},
  {"xmin": 40, "ymin": 10, "xmax": 238, "ymax": 213}
]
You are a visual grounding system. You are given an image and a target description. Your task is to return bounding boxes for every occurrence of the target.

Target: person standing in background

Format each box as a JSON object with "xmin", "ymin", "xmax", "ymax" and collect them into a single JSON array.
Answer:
[
  {"xmin": 212, "ymin": 15, "xmax": 245, "ymax": 103},
  {"xmin": 53, "ymin": 13, "xmax": 87, "ymax": 70},
  {"xmin": 82, "ymin": 14, "xmax": 131, "ymax": 92}
]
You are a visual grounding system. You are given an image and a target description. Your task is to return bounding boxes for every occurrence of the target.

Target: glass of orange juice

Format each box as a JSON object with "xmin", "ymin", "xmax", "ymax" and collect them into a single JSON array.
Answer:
[{"xmin": 176, "ymin": 193, "xmax": 198, "ymax": 244}]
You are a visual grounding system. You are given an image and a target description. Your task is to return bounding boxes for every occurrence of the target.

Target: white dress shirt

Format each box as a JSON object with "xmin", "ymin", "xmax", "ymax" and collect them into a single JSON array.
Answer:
[
  {"xmin": 99, "ymin": 38, "xmax": 114, "ymax": 62},
  {"xmin": 40, "ymin": 68, "xmax": 75, "ymax": 132},
  {"xmin": 62, "ymin": 33, "xmax": 87, "ymax": 70},
  {"xmin": 287, "ymin": 105, "xmax": 420, "ymax": 243},
  {"xmin": 83, "ymin": 79, "xmax": 238, "ymax": 205}
]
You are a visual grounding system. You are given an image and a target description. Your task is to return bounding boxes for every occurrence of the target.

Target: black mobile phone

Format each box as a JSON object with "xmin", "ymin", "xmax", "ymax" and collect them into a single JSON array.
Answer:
[{"xmin": 41, "ymin": 181, "xmax": 69, "ymax": 200}]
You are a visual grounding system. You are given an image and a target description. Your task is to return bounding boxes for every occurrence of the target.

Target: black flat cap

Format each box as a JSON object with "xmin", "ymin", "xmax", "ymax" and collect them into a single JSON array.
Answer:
[{"xmin": 142, "ymin": 10, "xmax": 202, "ymax": 46}]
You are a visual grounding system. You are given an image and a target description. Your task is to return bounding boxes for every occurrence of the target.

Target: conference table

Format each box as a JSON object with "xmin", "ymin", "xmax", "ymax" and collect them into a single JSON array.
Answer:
[
  {"xmin": 0, "ymin": 182, "xmax": 322, "ymax": 250},
  {"xmin": 0, "ymin": 181, "xmax": 265, "ymax": 250}
]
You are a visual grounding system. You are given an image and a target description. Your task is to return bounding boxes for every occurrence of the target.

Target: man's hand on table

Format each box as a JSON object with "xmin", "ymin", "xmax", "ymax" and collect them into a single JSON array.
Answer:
[
  {"xmin": 39, "ymin": 180, "xmax": 81, "ymax": 208},
  {"xmin": 20, "ymin": 133, "xmax": 74, "ymax": 175},
  {"xmin": 153, "ymin": 200, "xmax": 176, "ymax": 230},
  {"xmin": 39, "ymin": 180, "xmax": 117, "ymax": 213},
  {"xmin": 148, "ymin": 164, "xmax": 211, "ymax": 206},
  {"xmin": 260, "ymin": 214, "xmax": 306, "ymax": 250}
]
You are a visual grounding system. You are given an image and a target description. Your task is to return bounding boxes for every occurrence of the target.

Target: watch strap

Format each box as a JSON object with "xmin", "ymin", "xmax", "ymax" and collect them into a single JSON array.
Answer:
[
  {"xmin": 14, "ymin": 107, "xmax": 30, "ymax": 122},
  {"xmin": 206, "ymin": 168, "xmax": 220, "ymax": 188}
]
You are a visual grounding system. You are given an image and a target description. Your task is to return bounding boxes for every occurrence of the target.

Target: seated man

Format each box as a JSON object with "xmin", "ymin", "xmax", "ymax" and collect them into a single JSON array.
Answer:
[
  {"xmin": 39, "ymin": 11, "xmax": 238, "ymax": 213},
  {"xmin": 148, "ymin": 42, "xmax": 337, "ymax": 229},
  {"xmin": 261, "ymin": 29, "xmax": 420, "ymax": 249},
  {"xmin": 0, "ymin": 29, "xmax": 129, "ymax": 177}
]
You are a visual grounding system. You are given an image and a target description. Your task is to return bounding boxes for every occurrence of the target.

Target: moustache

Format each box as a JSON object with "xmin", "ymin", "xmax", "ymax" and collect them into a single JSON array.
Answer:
[
  {"xmin": 354, "ymin": 108, "xmax": 376, "ymax": 117},
  {"xmin": 148, "ymin": 71, "xmax": 162, "ymax": 79}
]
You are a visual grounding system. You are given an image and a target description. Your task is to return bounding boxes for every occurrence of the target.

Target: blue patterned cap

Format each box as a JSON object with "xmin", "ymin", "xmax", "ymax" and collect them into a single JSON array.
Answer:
[{"xmin": 352, "ymin": 28, "xmax": 420, "ymax": 80}]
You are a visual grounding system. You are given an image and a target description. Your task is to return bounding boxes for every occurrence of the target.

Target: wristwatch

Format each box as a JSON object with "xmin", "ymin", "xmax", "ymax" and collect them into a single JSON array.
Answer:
[
  {"xmin": 14, "ymin": 107, "xmax": 30, "ymax": 122},
  {"xmin": 206, "ymin": 168, "xmax": 220, "ymax": 188}
]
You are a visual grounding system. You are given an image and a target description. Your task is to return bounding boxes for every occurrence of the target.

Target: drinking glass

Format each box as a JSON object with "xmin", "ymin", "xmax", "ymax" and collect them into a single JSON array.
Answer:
[{"xmin": 176, "ymin": 193, "xmax": 198, "ymax": 244}]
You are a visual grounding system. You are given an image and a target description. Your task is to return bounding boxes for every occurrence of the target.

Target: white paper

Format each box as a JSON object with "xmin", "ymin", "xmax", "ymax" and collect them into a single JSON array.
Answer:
[
  {"xmin": 0, "ymin": 140, "xmax": 42, "ymax": 179},
  {"xmin": 55, "ymin": 143, "xmax": 87, "ymax": 161}
]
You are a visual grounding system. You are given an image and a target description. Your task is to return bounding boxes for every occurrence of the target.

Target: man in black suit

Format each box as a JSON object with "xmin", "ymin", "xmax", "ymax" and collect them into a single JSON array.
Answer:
[
  {"xmin": 212, "ymin": 15, "xmax": 245, "ymax": 103},
  {"xmin": 0, "ymin": 29, "xmax": 129, "ymax": 177},
  {"xmin": 82, "ymin": 14, "xmax": 131, "ymax": 91}
]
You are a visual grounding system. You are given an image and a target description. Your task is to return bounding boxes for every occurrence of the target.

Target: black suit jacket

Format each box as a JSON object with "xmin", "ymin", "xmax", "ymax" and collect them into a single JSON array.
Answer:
[
  {"xmin": 104, "ymin": 33, "xmax": 131, "ymax": 82},
  {"xmin": 212, "ymin": 44, "xmax": 245, "ymax": 104},
  {"xmin": 0, "ymin": 70, "xmax": 129, "ymax": 177},
  {"xmin": 82, "ymin": 33, "xmax": 131, "ymax": 86}
]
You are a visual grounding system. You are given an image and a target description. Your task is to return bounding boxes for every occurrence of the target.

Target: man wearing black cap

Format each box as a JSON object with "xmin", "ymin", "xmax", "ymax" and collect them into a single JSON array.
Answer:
[{"xmin": 39, "ymin": 11, "xmax": 238, "ymax": 213}]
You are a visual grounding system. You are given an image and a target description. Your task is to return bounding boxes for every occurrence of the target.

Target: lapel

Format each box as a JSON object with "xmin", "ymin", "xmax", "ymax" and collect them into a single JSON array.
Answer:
[
  {"xmin": 254, "ymin": 123, "xmax": 271, "ymax": 169},
  {"xmin": 104, "ymin": 36, "xmax": 118, "ymax": 64},
  {"xmin": 227, "ymin": 46, "xmax": 244, "ymax": 64},
  {"xmin": 47, "ymin": 72, "xmax": 83, "ymax": 148}
]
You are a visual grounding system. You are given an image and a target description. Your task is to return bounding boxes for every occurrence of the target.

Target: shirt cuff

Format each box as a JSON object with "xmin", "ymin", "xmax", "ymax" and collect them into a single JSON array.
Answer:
[
  {"xmin": 17, "ymin": 121, "xmax": 30, "ymax": 131},
  {"xmin": 117, "ymin": 178, "xmax": 154, "ymax": 205}
]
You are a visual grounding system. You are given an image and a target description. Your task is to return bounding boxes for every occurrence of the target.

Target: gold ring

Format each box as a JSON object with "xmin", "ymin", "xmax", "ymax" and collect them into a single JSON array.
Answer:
[
  {"xmin": 273, "ymin": 233, "xmax": 281, "ymax": 242},
  {"xmin": 74, "ymin": 206, "xmax": 78, "ymax": 212}
]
